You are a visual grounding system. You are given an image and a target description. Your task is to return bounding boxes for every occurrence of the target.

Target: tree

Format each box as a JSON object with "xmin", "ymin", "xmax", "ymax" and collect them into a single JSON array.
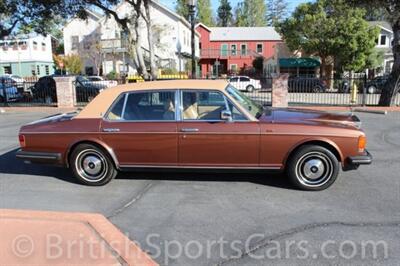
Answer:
[
  {"xmin": 75, "ymin": 0, "xmax": 158, "ymax": 79},
  {"xmin": 233, "ymin": 0, "xmax": 267, "ymax": 27},
  {"xmin": 217, "ymin": 0, "xmax": 233, "ymax": 27},
  {"xmin": 197, "ymin": 0, "xmax": 215, "ymax": 26},
  {"xmin": 349, "ymin": 0, "xmax": 400, "ymax": 106},
  {"xmin": 266, "ymin": 0, "xmax": 288, "ymax": 26},
  {"xmin": 175, "ymin": 0, "xmax": 190, "ymax": 20},
  {"xmin": 63, "ymin": 54, "xmax": 83, "ymax": 75},
  {"xmin": 276, "ymin": 0, "xmax": 379, "ymax": 78},
  {"xmin": 0, "ymin": 0, "xmax": 69, "ymax": 39},
  {"xmin": 252, "ymin": 56, "xmax": 264, "ymax": 72}
]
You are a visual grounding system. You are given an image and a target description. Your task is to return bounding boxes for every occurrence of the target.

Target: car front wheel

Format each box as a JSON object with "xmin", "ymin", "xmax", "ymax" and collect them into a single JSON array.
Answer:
[
  {"xmin": 70, "ymin": 144, "xmax": 117, "ymax": 186},
  {"xmin": 286, "ymin": 145, "xmax": 339, "ymax": 191}
]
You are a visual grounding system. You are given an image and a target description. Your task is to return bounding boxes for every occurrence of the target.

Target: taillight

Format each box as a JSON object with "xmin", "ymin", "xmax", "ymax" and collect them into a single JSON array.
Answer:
[
  {"xmin": 358, "ymin": 135, "xmax": 366, "ymax": 152},
  {"xmin": 19, "ymin": 134, "xmax": 26, "ymax": 148}
]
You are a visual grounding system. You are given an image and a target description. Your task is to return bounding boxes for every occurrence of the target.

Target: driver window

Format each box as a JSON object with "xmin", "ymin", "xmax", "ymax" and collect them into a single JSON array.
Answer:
[{"xmin": 182, "ymin": 90, "xmax": 247, "ymax": 121}]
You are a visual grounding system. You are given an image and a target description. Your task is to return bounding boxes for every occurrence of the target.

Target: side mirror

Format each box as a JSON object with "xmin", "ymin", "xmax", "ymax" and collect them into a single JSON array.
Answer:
[{"xmin": 221, "ymin": 110, "xmax": 232, "ymax": 121}]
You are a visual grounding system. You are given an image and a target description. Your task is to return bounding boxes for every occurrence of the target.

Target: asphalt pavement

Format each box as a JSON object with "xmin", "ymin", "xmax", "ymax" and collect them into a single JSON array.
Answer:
[{"xmin": 0, "ymin": 109, "xmax": 399, "ymax": 265}]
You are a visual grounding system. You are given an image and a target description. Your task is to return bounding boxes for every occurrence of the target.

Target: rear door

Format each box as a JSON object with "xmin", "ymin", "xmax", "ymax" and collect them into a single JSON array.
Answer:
[{"xmin": 100, "ymin": 90, "xmax": 178, "ymax": 167}]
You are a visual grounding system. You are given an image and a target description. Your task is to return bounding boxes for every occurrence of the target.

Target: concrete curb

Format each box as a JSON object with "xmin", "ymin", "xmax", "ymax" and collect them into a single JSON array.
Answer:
[{"xmin": 0, "ymin": 209, "xmax": 158, "ymax": 265}]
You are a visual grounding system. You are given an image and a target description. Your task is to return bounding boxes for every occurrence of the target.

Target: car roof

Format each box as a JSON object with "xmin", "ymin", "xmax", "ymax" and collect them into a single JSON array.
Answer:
[{"xmin": 76, "ymin": 79, "xmax": 229, "ymax": 119}]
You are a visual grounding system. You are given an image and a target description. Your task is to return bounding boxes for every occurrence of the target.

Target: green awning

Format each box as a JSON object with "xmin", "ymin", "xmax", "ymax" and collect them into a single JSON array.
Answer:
[{"xmin": 279, "ymin": 58, "xmax": 320, "ymax": 68}]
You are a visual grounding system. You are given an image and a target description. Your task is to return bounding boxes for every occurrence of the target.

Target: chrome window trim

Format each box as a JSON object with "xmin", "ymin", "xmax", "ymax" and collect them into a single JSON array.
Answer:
[
  {"xmin": 103, "ymin": 89, "xmax": 178, "ymax": 123},
  {"xmin": 179, "ymin": 89, "xmax": 250, "ymax": 122}
]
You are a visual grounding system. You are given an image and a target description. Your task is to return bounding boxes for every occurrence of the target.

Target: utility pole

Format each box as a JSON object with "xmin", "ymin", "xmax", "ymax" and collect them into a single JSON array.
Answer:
[{"xmin": 187, "ymin": 0, "xmax": 197, "ymax": 79}]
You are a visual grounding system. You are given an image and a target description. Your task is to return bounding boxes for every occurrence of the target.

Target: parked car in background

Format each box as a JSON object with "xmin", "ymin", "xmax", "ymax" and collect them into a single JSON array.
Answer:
[
  {"xmin": 288, "ymin": 76, "xmax": 327, "ymax": 92},
  {"xmin": 75, "ymin": 76, "xmax": 108, "ymax": 102},
  {"xmin": 30, "ymin": 76, "xmax": 57, "ymax": 104},
  {"xmin": 229, "ymin": 76, "xmax": 261, "ymax": 92},
  {"xmin": 0, "ymin": 75, "xmax": 25, "ymax": 93},
  {"xmin": 364, "ymin": 75, "xmax": 389, "ymax": 94},
  {"xmin": 17, "ymin": 80, "xmax": 372, "ymax": 191},
  {"xmin": 0, "ymin": 82, "xmax": 21, "ymax": 102},
  {"xmin": 88, "ymin": 76, "xmax": 118, "ymax": 88},
  {"xmin": 30, "ymin": 75, "xmax": 108, "ymax": 104}
]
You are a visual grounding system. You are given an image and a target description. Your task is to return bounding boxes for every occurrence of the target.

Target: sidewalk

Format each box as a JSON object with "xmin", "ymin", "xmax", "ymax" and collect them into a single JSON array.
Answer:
[{"xmin": 0, "ymin": 209, "xmax": 158, "ymax": 265}]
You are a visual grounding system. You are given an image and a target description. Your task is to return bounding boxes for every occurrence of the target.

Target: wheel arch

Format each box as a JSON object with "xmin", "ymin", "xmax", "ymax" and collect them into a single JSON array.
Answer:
[
  {"xmin": 65, "ymin": 139, "xmax": 119, "ymax": 169},
  {"xmin": 283, "ymin": 138, "xmax": 343, "ymax": 168}
]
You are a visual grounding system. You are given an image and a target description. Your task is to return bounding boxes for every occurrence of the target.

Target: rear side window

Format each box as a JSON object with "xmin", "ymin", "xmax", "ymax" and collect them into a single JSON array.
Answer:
[
  {"xmin": 123, "ymin": 91, "xmax": 176, "ymax": 121},
  {"xmin": 240, "ymin": 77, "xmax": 250, "ymax": 82},
  {"xmin": 106, "ymin": 95, "xmax": 125, "ymax": 120}
]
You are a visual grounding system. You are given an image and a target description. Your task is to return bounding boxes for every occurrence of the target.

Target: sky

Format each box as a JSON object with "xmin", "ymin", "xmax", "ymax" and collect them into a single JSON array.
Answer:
[{"xmin": 159, "ymin": 0, "xmax": 311, "ymax": 14}]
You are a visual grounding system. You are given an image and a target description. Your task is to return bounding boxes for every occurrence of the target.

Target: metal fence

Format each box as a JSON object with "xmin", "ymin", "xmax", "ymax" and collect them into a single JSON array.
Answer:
[
  {"xmin": 284, "ymin": 77, "xmax": 400, "ymax": 106},
  {"xmin": 0, "ymin": 77, "xmax": 57, "ymax": 107},
  {"xmin": 1, "ymin": 75, "xmax": 399, "ymax": 107}
]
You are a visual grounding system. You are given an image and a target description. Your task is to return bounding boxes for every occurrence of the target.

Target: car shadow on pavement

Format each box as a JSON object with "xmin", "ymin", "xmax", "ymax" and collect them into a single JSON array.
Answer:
[{"xmin": 0, "ymin": 149, "xmax": 293, "ymax": 190}]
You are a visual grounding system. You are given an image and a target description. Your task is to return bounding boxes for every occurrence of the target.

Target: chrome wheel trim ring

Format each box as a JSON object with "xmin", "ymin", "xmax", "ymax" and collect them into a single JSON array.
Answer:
[
  {"xmin": 75, "ymin": 149, "xmax": 108, "ymax": 182},
  {"xmin": 295, "ymin": 152, "xmax": 334, "ymax": 187}
]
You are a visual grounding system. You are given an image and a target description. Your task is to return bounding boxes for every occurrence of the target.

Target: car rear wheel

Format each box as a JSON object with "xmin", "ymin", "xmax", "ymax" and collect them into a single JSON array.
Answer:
[
  {"xmin": 246, "ymin": 85, "xmax": 254, "ymax": 92},
  {"xmin": 70, "ymin": 144, "xmax": 117, "ymax": 186},
  {"xmin": 286, "ymin": 145, "xmax": 339, "ymax": 191},
  {"xmin": 367, "ymin": 85, "xmax": 377, "ymax": 94}
]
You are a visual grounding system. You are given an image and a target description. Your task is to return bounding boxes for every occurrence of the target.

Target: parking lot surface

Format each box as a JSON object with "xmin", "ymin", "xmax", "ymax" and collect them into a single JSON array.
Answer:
[{"xmin": 0, "ymin": 109, "xmax": 399, "ymax": 265}]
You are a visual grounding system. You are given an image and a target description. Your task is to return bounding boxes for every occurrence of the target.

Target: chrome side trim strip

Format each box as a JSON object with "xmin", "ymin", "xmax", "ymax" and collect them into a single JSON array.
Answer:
[{"xmin": 119, "ymin": 164, "xmax": 282, "ymax": 170}]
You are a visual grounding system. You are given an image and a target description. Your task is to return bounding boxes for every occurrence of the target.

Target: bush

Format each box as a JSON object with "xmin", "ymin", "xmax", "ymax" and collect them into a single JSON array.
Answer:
[{"xmin": 106, "ymin": 71, "xmax": 117, "ymax": 80}]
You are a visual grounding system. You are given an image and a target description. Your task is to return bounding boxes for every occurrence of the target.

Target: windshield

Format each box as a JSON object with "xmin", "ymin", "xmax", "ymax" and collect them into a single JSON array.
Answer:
[{"xmin": 226, "ymin": 85, "xmax": 264, "ymax": 118}]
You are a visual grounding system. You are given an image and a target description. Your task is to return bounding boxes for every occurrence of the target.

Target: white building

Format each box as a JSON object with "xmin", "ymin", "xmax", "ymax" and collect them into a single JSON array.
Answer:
[
  {"xmin": 370, "ymin": 21, "xmax": 394, "ymax": 75},
  {"xmin": 0, "ymin": 34, "xmax": 56, "ymax": 77},
  {"xmin": 63, "ymin": 1, "xmax": 200, "ymax": 76}
]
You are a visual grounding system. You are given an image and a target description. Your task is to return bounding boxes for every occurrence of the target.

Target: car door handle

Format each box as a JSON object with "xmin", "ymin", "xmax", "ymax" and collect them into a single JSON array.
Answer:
[
  {"xmin": 181, "ymin": 128, "xmax": 199, "ymax": 132},
  {"xmin": 103, "ymin": 128, "xmax": 120, "ymax": 132}
]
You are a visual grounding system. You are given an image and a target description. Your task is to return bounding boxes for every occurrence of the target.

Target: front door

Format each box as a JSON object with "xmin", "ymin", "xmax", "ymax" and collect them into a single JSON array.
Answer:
[
  {"xmin": 178, "ymin": 90, "xmax": 260, "ymax": 167},
  {"xmin": 100, "ymin": 90, "xmax": 178, "ymax": 167}
]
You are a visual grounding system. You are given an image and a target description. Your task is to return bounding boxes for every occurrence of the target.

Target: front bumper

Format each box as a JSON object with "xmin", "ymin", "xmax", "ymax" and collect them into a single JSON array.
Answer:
[
  {"xmin": 16, "ymin": 150, "xmax": 62, "ymax": 164},
  {"xmin": 344, "ymin": 150, "xmax": 372, "ymax": 170}
]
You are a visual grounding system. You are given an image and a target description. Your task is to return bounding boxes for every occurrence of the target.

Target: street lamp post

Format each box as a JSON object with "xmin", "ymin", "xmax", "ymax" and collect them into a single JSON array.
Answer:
[{"xmin": 187, "ymin": 0, "xmax": 197, "ymax": 79}]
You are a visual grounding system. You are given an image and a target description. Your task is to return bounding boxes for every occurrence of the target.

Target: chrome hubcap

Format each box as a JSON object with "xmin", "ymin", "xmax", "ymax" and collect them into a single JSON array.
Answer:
[
  {"xmin": 75, "ymin": 149, "xmax": 108, "ymax": 182},
  {"xmin": 295, "ymin": 152, "xmax": 334, "ymax": 187},
  {"xmin": 82, "ymin": 156, "xmax": 102, "ymax": 176},
  {"xmin": 303, "ymin": 159, "xmax": 325, "ymax": 180}
]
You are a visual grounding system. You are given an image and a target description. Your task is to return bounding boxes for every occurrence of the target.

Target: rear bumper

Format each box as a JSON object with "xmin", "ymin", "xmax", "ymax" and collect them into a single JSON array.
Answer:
[
  {"xmin": 16, "ymin": 150, "xmax": 62, "ymax": 165},
  {"xmin": 344, "ymin": 150, "xmax": 372, "ymax": 170}
]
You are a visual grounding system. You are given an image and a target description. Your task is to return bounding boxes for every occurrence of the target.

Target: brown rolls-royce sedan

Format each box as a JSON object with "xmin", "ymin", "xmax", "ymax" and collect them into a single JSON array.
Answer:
[{"xmin": 16, "ymin": 80, "xmax": 372, "ymax": 190}]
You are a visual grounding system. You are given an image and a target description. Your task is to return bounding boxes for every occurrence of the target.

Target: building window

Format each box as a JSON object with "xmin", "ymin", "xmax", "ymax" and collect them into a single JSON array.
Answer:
[
  {"xmin": 231, "ymin": 44, "xmax": 237, "ymax": 56},
  {"xmin": 36, "ymin": 65, "xmax": 40, "ymax": 76},
  {"xmin": 230, "ymin": 64, "xmax": 237, "ymax": 72},
  {"xmin": 19, "ymin": 41, "xmax": 27, "ymax": 50},
  {"xmin": 3, "ymin": 66, "xmax": 12, "ymax": 74},
  {"xmin": 45, "ymin": 65, "xmax": 50, "ymax": 75},
  {"xmin": 256, "ymin": 43, "xmax": 263, "ymax": 53},
  {"xmin": 380, "ymin": 35, "xmax": 387, "ymax": 46},
  {"xmin": 71, "ymin": 36, "xmax": 79, "ymax": 50},
  {"xmin": 31, "ymin": 65, "xmax": 36, "ymax": 76},
  {"xmin": 33, "ymin": 41, "xmax": 38, "ymax": 50},
  {"xmin": 42, "ymin": 42, "xmax": 46, "ymax": 51},
  {"xmin": 221, "ymin": 44, "xmax": 228, "ymax": 56},
  {"xmin": 241, "ymin": 44, "xmax": 247, "ymax": 56}
]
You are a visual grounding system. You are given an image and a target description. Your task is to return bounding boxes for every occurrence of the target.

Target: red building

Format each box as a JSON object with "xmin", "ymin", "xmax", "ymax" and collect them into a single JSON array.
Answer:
[{"xmin": 196, "ymin": 23, "xmax": 282, "ymax": 77}]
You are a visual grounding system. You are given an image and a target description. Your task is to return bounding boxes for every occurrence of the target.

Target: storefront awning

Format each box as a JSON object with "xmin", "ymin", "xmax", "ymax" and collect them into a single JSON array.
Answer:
[{"xmin": 279, "ymin": 58, "xmax": 320, "ymax": 68}]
